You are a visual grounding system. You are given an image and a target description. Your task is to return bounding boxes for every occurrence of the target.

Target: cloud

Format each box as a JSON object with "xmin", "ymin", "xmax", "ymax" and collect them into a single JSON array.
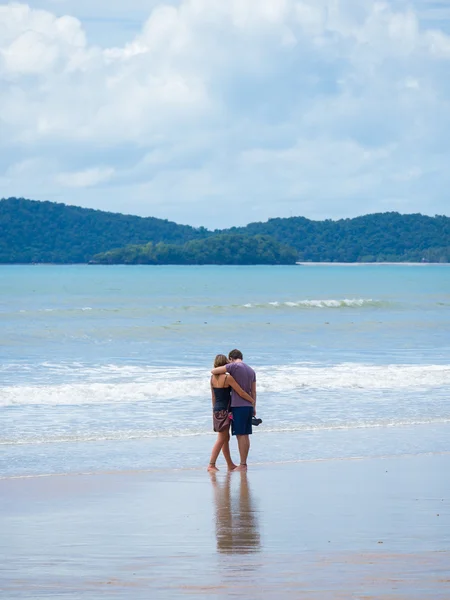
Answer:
[
  {"xmin": 1, "ymin": 0, "xmax": 450, "ymax": 227},
  {"xmin": 56, "ymin": 167, "xmax": 115, "ymax": 188},
  {"xmin": 0, "ymin": 4, "xmax": 87, "ymax": 74}
]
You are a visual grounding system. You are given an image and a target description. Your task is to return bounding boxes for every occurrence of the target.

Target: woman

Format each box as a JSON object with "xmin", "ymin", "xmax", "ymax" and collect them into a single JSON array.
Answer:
[{"xmin": 208, "ymin": 354, "xmax": 255, "ymax": 472}]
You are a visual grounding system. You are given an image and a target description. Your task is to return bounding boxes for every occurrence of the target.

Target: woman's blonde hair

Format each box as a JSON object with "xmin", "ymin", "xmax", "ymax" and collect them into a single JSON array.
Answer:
[{"xmin": 214, "ymin": 354, "xmax": 229, "ymax": 368}]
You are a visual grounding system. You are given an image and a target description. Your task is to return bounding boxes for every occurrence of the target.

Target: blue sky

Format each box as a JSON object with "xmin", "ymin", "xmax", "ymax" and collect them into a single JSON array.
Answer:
[{"xmin": 1, "ymin": 0, "xmax": 450, "ymax": 228}]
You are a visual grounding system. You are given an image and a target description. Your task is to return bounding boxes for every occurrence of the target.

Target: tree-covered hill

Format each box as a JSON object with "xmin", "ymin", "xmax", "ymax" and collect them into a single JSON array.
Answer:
[
  {"xmin": 227, "ymin": 212, "xmax": 450, "ymax": 262},
  {"xmin": 91, "ymin": 234, "xmax": 298, "ymax": 265},
  {"xmin": 1, "ymin": 197, "xmax": 449, "ymax": 263},
  {"xmin": 0, "ymin": 197, "xmax": 207, "ymax": 263}
]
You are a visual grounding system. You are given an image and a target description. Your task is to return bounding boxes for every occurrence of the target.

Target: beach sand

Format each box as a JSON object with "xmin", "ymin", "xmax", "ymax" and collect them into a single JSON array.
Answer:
[{"xmin": 1, "ymin": 453, "xmax": 450, "ymax": 599}]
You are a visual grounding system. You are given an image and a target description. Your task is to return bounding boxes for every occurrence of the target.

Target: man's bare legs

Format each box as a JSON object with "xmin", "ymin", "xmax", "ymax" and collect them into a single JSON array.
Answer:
[
  {"xmin": 208, "ymin": 428, "xmax": 237, "ymax": 471},
  {"xmin": 234, "ymin": 434, "xmax": 250, "ymax": 471}
]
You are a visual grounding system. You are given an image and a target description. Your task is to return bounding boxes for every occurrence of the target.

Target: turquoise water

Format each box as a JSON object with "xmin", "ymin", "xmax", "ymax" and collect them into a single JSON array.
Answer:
[{"xmin": 1, "ymin": 264, "xmax": 450, "ymax": 477}]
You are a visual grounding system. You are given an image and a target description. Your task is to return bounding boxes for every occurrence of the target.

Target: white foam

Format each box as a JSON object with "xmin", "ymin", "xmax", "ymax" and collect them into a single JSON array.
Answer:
[
  {"xmin": 1, "ymin": 362, "xmax": 450, "ymax": 407},
  {"xmin": 9, "ymin": 298, "xmax": 386, "ymax": 316},
  {"xmin": 2, "ymin": 417, "xmax": 450, "ymax": 447},
  {"xmin": 259, "ymin": 363, "xmax": 450, "ymax": 393},
  {"xmin": 240, "ymin": 298, "xmax": 382, "ymax": 309},
  {"xmin": 0, "ymin": 418, "xmax": 450, "ymax": 446}
]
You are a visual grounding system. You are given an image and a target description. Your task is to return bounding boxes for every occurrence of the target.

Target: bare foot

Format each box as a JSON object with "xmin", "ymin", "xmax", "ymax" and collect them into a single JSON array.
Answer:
[
  {"xmin": 227, "ymin": 463, "xmax": 237, "ymax": 472},
  {"xmin": 207, "ymin": 464, "xmax": 219, "ymax": 472},
  {"xmin": 232, "ymin": 464, "xmax": 247, "ymax": 472}
]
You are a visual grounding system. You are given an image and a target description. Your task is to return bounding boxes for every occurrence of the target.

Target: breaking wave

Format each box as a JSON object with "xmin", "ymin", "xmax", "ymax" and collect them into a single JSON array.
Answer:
[
  {"xmin": 241, "ymin": 298, "xmax": 385, "ymax": 309},
  {"xmin": 2, "ymin": 417, "xmax": 450, "ymax": 447},
  {"xmin": 1, "ymin": 362, "xmax": 450, "ymax": 407},
  {"xmin": 6, "ymin": 298, "xmax": 389, "ymax": 316}
]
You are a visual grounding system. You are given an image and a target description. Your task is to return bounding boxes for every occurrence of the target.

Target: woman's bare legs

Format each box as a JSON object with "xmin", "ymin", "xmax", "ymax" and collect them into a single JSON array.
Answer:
[
  {"xmin": 208, "ymin": 431, "xmax": 227, "ymax": 471},
  {"xmin": 221, "ymin": 430, "xmax": 237, "ymax": 471},
  {"xmin": 208, "ymin": 427, "xmax": 236, "ymax": 471}
]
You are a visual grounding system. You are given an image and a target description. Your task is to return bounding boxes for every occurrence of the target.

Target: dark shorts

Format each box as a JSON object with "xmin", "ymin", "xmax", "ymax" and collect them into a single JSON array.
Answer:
[{"xmin": 231, "ymin": 407, "xmax": 253, "ymax": 436}]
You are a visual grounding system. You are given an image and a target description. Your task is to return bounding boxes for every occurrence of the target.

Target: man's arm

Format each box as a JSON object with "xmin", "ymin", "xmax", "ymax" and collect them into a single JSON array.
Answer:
[
  {"xmin": 210, "ymin": 378, "xmax": 215, "ymax": 409},
  {"xmin": 211, "ymin": 365, "xmax": 227, "ymax": 376},
  {"xmin": 251, "ymin": 381, "xmax": 257, "ymax": 416},
  {"xmin": 227, "ymin": 375, "xmax": 255, "ymax": 405}
]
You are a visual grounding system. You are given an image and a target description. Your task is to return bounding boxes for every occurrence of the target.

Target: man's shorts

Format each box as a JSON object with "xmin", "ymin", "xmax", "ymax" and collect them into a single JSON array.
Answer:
[{"xmin": 231, "ymin": 407, "xmax": 253, "ymax": 436}]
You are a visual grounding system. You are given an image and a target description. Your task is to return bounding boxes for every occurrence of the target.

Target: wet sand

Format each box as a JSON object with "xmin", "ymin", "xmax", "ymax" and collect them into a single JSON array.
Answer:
[{"xmin": 1, "ymin": 453, "xmax": 450, "ymax": 599}]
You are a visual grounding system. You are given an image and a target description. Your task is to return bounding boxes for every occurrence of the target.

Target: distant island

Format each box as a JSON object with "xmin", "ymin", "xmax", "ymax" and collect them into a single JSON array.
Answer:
[
  {"xmin": 1, "ymin": 197, "xmax": 449, "ymax": 264},
  {"xmin": 91, "ymin": 234, "xmax": 298, "ymax": 265}
]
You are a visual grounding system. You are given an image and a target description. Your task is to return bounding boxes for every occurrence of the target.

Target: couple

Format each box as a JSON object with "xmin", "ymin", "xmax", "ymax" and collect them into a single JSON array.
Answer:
[{"xmin": 208, "ymin": 349, "xmax": 256, "ymax": 473}]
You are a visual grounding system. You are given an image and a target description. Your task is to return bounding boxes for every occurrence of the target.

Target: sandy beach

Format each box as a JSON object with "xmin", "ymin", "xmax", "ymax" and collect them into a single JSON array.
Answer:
[{"xmin": 2, "ymin": 453, "xmax": 449, "ymax": 599}]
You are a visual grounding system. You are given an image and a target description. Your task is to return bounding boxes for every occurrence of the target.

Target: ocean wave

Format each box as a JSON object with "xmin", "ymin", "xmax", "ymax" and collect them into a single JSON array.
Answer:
[
  {"xmin": 7, "ymin": 298, "xmax": 388, "ymax": 316},
  {"xmin": 1, "ymin": 362, "xmax": 450, "ymax": 407},
  {"xmin": 17, "ymin": 307, "xmax": 94, "ymax": 314},
  {"xmin": 2, "ymin": 417, "xmax": 449, "ymax": 446},
  {"xmin": 241, "ymin": 298, "xmax": 385, "ymax": 309}
]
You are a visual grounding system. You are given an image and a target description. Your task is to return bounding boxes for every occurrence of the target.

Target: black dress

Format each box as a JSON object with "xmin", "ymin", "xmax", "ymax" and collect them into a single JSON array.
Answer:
[{"xmin": 212, "ymin": 385, "xmax": 231, "ymax": 412}]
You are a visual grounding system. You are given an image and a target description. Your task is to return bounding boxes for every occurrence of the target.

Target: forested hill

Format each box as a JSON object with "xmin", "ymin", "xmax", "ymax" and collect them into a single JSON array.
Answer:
[
  {"xmin": 1, "ymin": 197, "xmax": 449, "ymax": 263},
  {"xmin": 0, "ymin": 197, "xmax": 207, "ymax": 263},
  {"xmin": 91, "ymin": 234, "xmax": 298, "ymax": 265},
  {"xmin": 227, "ymin": 212, "xmax": 450, "ymax": 263}
]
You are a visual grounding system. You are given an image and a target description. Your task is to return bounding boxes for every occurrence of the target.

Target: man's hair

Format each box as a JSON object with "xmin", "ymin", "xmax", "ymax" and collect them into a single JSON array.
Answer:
[
  {"xmin": 228, "ymin": 349, "xmax": 243, "ymax": 361},
  {"xmin": 214, "ymin": 354, "xmax": 229, "ymax": 368}
]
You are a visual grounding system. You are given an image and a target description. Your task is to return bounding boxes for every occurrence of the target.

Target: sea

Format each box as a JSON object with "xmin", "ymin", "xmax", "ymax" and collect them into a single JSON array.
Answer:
[{"xmin": 1, "ymin": 264, "xmax": 449, "ymax": 478}]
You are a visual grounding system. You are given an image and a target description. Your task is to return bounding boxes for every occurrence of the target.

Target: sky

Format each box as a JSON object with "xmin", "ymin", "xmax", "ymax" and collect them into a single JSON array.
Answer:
[{"xmin": 1, "ymin": 1, "xmax": 450, "ymax": 228}]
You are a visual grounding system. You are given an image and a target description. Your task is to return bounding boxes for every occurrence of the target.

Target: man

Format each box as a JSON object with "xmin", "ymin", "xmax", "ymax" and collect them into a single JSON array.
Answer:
[{"xmin": 211, "ymin": 349, "xmax": 256, "ymax": 471}]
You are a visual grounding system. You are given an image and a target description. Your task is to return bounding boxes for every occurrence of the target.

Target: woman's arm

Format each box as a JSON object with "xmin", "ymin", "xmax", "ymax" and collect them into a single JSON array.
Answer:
[{"xmin": 227, "ymin": 375, "xmax": 255, "ymax": 405}]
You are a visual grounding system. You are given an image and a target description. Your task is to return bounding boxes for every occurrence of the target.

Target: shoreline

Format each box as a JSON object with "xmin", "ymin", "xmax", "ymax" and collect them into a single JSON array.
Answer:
[
  {"xmin": 296, "ymin": 261, "xmax": 450, "ymax": 266},
  {"xmin": 3, "ymin": 421, "xmax": 450, "ymax": 480},
  {"xmin": 2, "ymin": 448, "xmax": 450, "ymax": 482},
  {"xmin": 1, "ymin": 261, "xmax": 450, "ymax": 266}
]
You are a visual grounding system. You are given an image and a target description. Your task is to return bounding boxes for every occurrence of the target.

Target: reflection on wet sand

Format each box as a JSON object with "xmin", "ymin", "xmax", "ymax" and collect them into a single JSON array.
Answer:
[{"xmin": 210, "ymin": 472, "xmax": 261, "ymax": 554}]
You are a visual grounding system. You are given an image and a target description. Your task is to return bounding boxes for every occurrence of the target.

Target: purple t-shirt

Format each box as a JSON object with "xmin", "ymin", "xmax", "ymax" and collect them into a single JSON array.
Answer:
[{"xmin": 226, "ymin": 361, "xmax": 256, "ymax": 408}]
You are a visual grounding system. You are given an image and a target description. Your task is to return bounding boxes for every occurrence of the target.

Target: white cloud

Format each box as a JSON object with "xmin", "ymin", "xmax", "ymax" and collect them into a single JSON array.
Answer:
[
  {"xmin": 57, "ymin": 167, "xmax": 115, "ymax": 188},
  {"xmin": 426, "ymin": 28, "xmax": 450, "ymax": 57},
  {"xmin": 0, "ymin": 4, "xmax": 87, "ymax": 73},
  {"xmin": 1, "ymin": 0, "xmax": 450, "ymax": 226}
]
